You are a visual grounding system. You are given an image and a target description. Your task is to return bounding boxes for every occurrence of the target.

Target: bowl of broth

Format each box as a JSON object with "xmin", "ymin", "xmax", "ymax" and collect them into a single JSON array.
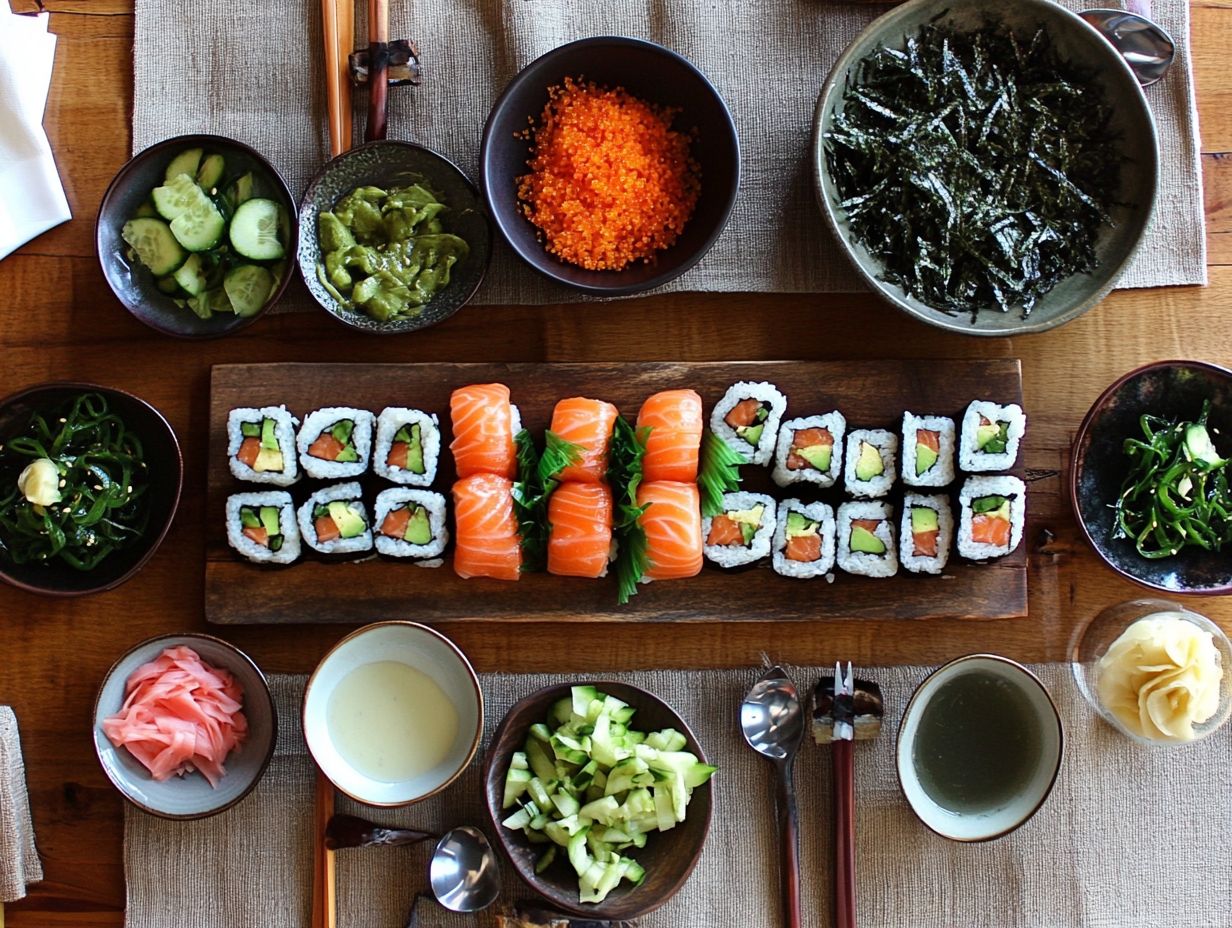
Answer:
[{"xmin": 303, "ymin": 621, "xmax": 483, "ymax": 806}]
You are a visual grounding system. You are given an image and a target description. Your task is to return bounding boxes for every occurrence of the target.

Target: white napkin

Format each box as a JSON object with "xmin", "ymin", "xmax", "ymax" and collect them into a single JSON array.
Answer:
[{"xmin": 0, "ymin": 2, "xmax": 70, "ymax": 260}]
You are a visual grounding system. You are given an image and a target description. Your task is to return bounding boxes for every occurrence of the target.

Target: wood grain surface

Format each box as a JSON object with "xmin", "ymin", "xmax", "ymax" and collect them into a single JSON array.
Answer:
[{"xmin": 0, "ymin": 2, "xmax": 1230, "ymax": 925}]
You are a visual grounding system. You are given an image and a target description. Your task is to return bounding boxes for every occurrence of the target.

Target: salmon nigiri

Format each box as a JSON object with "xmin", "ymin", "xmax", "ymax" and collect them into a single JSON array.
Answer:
[
  {"xmin": 549, "ymin": 397, "xmax": 619, "ymax": 483},
  {"xmin": 637, "ymin": 389, "xmax": 703, "ymax": 483},
  {"xmin": 636, "ymin": 480, "xmax": 702, "ymax": 581},
  {"xmin": 450, "ymin": 383, "xmax": 520, "ymax": 479},
  {"xmin": 548, "ymin": 482, "xmax": 614, "ymax": 578},
  {"xmin": 452, "ymin": 473, "xmax": 522, "ymax": 580}
]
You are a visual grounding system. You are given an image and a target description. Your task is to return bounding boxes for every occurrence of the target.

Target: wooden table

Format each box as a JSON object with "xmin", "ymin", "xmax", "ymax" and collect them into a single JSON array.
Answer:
[{"xmin": 0, "ymin": 1, "xmax": 1229, "ymax": 924}]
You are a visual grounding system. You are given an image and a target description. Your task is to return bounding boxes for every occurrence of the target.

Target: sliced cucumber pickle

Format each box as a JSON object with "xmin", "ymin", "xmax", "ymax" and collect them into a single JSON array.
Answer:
[
  {"xmin": 151, "ymin": 173, "xmax": 202, "ymax": 222},
  {"xmin": 170, "ymin": 194, "xmax": 226, "ymax": 252},
  {"xmin": 230, "ymin": 198, "xmax": 285, "ymax": 261},
  {"xmin": 173, "ymin": 253, "xmax": 209, "ymax": 296},
  {"xmin": 121, "ymin": 218, "xmax": 186, "ymax": 276},
  {"xmin": 196, "ymin": 153, "xmax": 226, "ymax": 191},
  {"xmin": 163, "ymin": 147, "xmax": 203, "ymax": 183},
  {"xmin": 223, "ymin": 264, "xmax": 275, "ymax": 317}
]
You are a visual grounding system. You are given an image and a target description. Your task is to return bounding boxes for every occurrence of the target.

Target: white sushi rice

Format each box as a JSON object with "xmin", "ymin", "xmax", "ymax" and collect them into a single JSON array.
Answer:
[
  {"xmin": 843, "ymin": 429, "xmax": 898, "ymax": 499},
  {"xmin": 701, "ymin": 491, "xmax": 776, "ymax": 567},
  {"xmin": 709, "ymin": 381, "xmax": 788, "ymax": 466},
  {"xmin": 958, "ymin": 475, "xmax": 1026, "ymax": 560},
  {"xmin": 297, "ymin": 481, "xmax": 373, "ymax": 554},
  {"xmin": 836, "ymin": 501, "xmax": 898, "ymax": 577},
  {"xmin": 771, "ymin": 499, "xmax": 836, "ymax": 578},
  {"xmin": 901, "ymin": 412, "xmax": 956, "ymax": 488},
  {"xmin": 227, "ymin": 406, "xmax": 300, "ymax": 486},
  {"xmin": 372, "ymin": 408, "xmax": 441, "ymax": 486},
  {"xmin": 898, "ymin": 493, "xmax": 953, "ymax": 575},
  {"xmin": 225, "ymin": 491, "xmax": 300, "ymax": 565},
  {"xmin": 297, "ymin": 407, "xmax": 375, "ymax": 479},
  {"xmin": 772, "ymin": 413, "xmax": 846, "ymax": 488},
  {"xmin": 959, "ymin": 401, "xmax": 1026, "ymax": 472},
  {"xmin": 373, "ymin": 488, "xmax": 449, "ymax": 559}
]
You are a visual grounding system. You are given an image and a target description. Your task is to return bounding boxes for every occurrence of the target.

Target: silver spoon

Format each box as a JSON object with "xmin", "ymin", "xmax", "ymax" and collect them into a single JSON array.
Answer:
[
  {"xmin": 428, "ymin": 825, "xmax": 502, "ymax": 913},
  {"xmin": 1079, "ymin": 6, "xmax": 1175, "ymax": 87},
  {"xmin": 742, "ymin": 666, "xmax": 806, "ymax": 928}
]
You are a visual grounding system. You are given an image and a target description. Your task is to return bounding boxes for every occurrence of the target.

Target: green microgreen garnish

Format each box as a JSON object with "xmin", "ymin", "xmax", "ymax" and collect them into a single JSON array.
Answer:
[{"xmin": 698, "ymin": 431, "xmax": 747, "ymax": 518}]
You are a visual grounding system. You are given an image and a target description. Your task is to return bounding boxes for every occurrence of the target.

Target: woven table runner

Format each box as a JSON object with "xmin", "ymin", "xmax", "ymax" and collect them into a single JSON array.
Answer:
[
  {"xmin": 124, "ymin": 663, "xmax": 1232, "ymax": 928},
  {"xmin": 131, "ymin": 0, "xmax": 1206, "ymax": 308}
]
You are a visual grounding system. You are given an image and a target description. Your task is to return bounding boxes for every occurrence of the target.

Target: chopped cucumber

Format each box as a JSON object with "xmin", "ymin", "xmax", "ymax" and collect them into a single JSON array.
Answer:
[
  {"xmin": 230, "ymin": 198, "xmax": 285, "ymax": 261},
  {"xmin": 196, "ymin": 152, "xmax": 226, "ymax": 191},
  {"xmin": 228, "ymin": 171, "xmax": 255, "ymax": 206},
  {"xmin": 173, "ymin": 253, "xmax": 209, "ymax": 296},
  {"xmin": 155, "ymin": 275, "xmax": 180, "ymax": 294},
  {"xmin": 122, "ymin": 218, "xmax": 186, "ymax": 276},
  {"xmin": 170, "ymin": 193, "xmax": 226, "ymax": 252},
  {"xmin": 163, "ymin": 147, "xmax": 203, "ymax": 182},
  {"xmin": 152, "ymin": 173, "xmax": 203, "ymax": 221},
  {"xmin": 223, "ymin": 264, "xmax": 274, "ymax": 317}
]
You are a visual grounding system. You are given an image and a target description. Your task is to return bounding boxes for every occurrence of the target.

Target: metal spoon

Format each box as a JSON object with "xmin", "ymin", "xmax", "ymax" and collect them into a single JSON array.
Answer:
[
  {"xmin": 1079, "ymin": 6, "xmax": 1175, "ymax": 86},
  {"xmin": 742, "ymin": 666, "xmax": 806, "ymax": 928},
  {"xmin": 428, "ymin": 825, "xmax": 502, "ymax": 913}
]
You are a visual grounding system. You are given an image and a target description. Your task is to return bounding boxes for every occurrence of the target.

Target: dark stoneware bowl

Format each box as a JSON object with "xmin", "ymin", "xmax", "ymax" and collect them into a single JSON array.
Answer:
[{"xmin": 1070, "ymin": 360, "xmax": 1232, "ymax": 594}]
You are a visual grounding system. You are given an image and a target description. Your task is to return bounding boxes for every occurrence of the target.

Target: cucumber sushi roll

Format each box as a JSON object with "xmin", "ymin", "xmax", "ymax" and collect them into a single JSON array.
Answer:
[
  {"xmin": 710, "ymin": 382, "xmax": 787, "ymax": 466},
  {"xmin": 843, "ymin": 429, "xmax": 898, "ymax": 499},
  {"xmin": 297, "ymin": 407, "xmax": 375, "ymax": 479},
  {"xmin": 702, "ymin": 491, "xmax": 776, "ymax": 567},
  {"xmin": 959, "ymin": 401, "xmax": 1025, "ymax": 472},
  {"xmin": 836, "ymin": 501, "xmax": 898, "ymax": 577},
  {"xmin": 901, "ymin": 412, "xmax": 956, "ymax": 488},
  {"xmin": 373, "ymin": 488, "xmax": 448, "ymax": 559},
  {"xmin": 772, "ymin": 499, "xmax": 836, "ymax": 578},
  {"xmin": 227, "ymin": 406, "xmax": 299, "ymax": 486},
  {"xmin": 297, "ymin": 482, "xmax": 372, "ymax": 554},
  {"xmin": 772, "ymin": 413, "xmax": 846, "ymax": 488},
  {"xmin": 899, "ymin": 493, "xmax": 953, "ymax": 575},
  {"xmin": 225, "ymin": 491, "xmax": 300, "ymax": 564},
  {"xmin": 958, "ymin": 475, "xmax": 1026, "ymax": 560},
  {"xmin": 373, "ymin": 407, "xmax": 440, "ymax": 486}
]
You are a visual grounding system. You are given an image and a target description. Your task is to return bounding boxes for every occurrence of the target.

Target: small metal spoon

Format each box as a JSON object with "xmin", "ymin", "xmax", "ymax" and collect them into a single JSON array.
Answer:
[
  {"xmin": 1079, "ymin": 7, "xmax": 1175, "ymax": 87},
  {"xmin": 742, "ymin": 666, "xmax": 806, "ymax": 928},
  {"xmin": 428, "ymin": 825, "xmax": 502, "ymax": 913}
]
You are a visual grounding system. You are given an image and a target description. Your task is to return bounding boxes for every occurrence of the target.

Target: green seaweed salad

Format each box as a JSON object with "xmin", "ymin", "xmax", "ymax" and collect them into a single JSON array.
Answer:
[
  {"xmin": 0, "ymin": 394, "xmax": 149, "ymax": 570},
  {"xmin": 826, "ymin": 23, "xmax": 1123, "ymax": 319}
]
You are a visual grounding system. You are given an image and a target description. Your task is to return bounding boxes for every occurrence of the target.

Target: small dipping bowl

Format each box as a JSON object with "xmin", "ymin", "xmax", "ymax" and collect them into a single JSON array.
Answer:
[{"xmin": 303, "ymin": 621, "xmax": 482, "ymax": 806}]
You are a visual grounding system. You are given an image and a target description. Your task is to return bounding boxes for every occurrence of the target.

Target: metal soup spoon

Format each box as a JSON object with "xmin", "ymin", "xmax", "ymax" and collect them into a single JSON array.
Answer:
[
  {"xmin": 428, "ymin": 825, "xmax": 502, "ymax": 913},
  {"xmin": 1079, "ymin": 5, "xmax": 1176, "ymax": 86},
  {"xmin": 742, "ymin": 667, "xmax": 806, "ymax": 928}
]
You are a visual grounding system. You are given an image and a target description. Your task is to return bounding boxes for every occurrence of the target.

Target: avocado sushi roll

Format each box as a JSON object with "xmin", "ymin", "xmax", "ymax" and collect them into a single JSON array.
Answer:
[
  {"xmin": 710, "ymin": 382, "xmax": 787, "ymax": 466},
  {"xmin": 702, "ymin": 491, "xmax": 776, "ymax": 567},
  {"xmin": 297, "ymin": 482, "xmax": 372, "ymax": 554},
  {"xmin": 899, "ymin": 493, "xmax": 953, "ymax": 575},
  {"xmin": 836, "ymin": 501, "xmax": 898, "ymax": 577},
  {"xmin": 772, "ymin": 413, "xmax": 846, "ymax": 488},
  {"xmin": 959, "ymin": 401, "xmax": 1025, "ymax": 472},
  {"xmin": 225, "ymin": 491, "xmax": 300, "ymax": 564},
  {"xmin": 958, "ymin": 475, "xmax": 1026, "ymax": 560},
  {"xmin": 373, "ymin": 488, "xmax": 448, "ymax": 560},
  {"xmin": 771, "ymin": 499, "xmax": 836, "ymax": 578},
  {"xmin": 297, "ymin": 407, "xmax": 375, "ymax": 479},
  {"xmin": 901, "ymin": 412, "xmax": 956, "ymax": 488},
  {"xmin": 373, "ymin": 408, "xmax": 440, "ymax": 486},
  {"xmin": 843, "ymin": 429, "xmax": 898, "ymax": 499},
  {"xmin": 227, "ymin": 406, "xmax": 299, "ymax": 486}
]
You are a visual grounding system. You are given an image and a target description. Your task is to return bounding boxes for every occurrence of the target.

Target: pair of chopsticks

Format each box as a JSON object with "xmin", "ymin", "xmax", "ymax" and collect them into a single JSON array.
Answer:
[
  {"xmin": 321, "ymin": 0, "xmax": 355, "ymax": 156},
  {"xmin": 311, "ymin": 768, "xmax": 337, "ymax": 928}
]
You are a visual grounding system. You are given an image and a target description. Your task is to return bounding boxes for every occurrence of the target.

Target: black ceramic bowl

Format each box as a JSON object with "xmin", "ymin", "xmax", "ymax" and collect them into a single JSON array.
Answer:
[
  {"xmin": 0, "ymin": 383, "xmax": 183, "ymax": 596},
  {"xmin": 1070, "ymin": 360, "xmax": 1232, "ymax": 595},
  {"xmin": 97, "ymin": 134, "xmax": 297, "ymax": 338},
  {"xmin": 480, "ymin": 36, "xmax": 740, "ymax": 296}
]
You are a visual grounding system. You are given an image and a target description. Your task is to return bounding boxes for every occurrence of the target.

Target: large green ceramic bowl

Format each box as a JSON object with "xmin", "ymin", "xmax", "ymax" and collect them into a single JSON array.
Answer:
[{"xmin": 812, "ymin": 0, "xmax": 1159, "ymax": 336}]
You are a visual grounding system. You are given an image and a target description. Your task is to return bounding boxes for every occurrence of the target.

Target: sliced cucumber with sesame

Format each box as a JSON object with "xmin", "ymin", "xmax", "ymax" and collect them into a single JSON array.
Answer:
[
  {"xmin": 223, "ymin": 264, "xmax": 274, "ymax": 316},
  {"xmin": 151, "ymin": 173, "xmax": 202, "ymax": 221},
  {"xmin": 163, "ymin": 147, "xmax": 203, "ymax": 182},
  {"xmin": 195, "ymin": 153, "xmax": 226, "ymax": 192},
  {"xmin": 229, "ymin": 198, "xmax": 285, "ymax": 261},
  {"xmin": 170, "ymin": 194, "xmax": 226, "ymax": 252},
  {"xmin": 121, "ymin": 218, "xmax": 186, "ymax": 275}
]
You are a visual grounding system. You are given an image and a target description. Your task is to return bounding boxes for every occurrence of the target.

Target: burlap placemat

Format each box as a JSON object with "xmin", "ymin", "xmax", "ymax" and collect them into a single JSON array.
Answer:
[
  {"xmin": 131, "ymin": 0, "xmax": 1206, "ymax": 308},
  {"xmin": 0, "ymin": 707, "xmax": 42, "ymax": 903},
  {"xmin": 124, "ymin": 664, "xmax": 1232, "ymax": 927}
]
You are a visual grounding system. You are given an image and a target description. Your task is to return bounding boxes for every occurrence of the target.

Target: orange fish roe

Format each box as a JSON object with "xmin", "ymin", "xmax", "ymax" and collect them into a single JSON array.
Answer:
[{"xmin": 517, "ymin": 78, "xmax": 701, "ymax": 271}]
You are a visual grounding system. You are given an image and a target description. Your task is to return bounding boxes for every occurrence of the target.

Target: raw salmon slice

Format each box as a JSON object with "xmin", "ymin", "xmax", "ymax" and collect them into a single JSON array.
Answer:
[
  {"xmin": 637, "ymin": 481, "xmax": 702, "ymax": 581},
  {"xmin": 785, "ymin": 532, "xmax": 822, "ymax": 563},
  {"xmin": 637, "ymin": 389, "xmax": 703, "ymax": 483},
  {"xmin": 971, "ymin": 513, "xmax": 1010, "ymax": 548},
  {"xmin": 452, "ymin": 473, "xmax": 522, "ymax": 580},
  {"xmin": 549, "ymin": 396, "xmax": 619, "ymax": 483},
  {"xmin": 450, "ymin": 383, "xmax": 518, "ymax": 479},
  {"xmin": 548, "ymin": 482, "xmax": 613, "ymax": 578}
]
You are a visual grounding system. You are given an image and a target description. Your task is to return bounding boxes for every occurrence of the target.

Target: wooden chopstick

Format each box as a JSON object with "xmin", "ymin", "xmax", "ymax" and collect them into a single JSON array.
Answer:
[
  {"xmin": 338, "ymin": 0, "xmax": 354, "ymax": 152},
  {"xmin": 322, "ymin": 0, "xmax": 354, "ymax": 156},
  {"xmin": 365, "ymin": 0, "xmax": 391, "ymax": 142},
  {"xmin": 311, "ymin": 767, "xmax": 337, "ymax": 928}
]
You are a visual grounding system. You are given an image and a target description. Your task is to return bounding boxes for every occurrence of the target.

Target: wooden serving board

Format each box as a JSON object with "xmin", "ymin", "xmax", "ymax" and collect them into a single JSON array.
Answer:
[{"xmin": 206, "ymin": 361, "xmax": 1026, "ymax": 624}]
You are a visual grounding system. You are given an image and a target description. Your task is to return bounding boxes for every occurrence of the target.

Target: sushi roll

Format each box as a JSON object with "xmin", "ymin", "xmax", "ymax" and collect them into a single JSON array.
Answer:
[
  {"xmin": 901, "ymin": 412, "xmax": 956, "ymax": 488},
  {"xmin": 702, "ymin": 491, "xmax": 776, "ymax": 568},
  {"xmin": 373, "ymin": 488, "xmax": 448, "ymax": 559},
  {"xmin": 452, "ymin": 473, "xmax": 522, "ymax": 580},
  {"xmin": 959, "ymin": 401, "xmax": 1026, "ymax": 472},
  {"xmin": 710, "ymin": 382, "xmax": 787, "ymax": 466},
  {"xmin": 772, "ymin": 413, "xmax": 846, "ymax": 488},
  {"xmin": 373, "ymin": 408, "xmax": 440, "ymax": 486},
  {"xmin": 549, "ymin": 397, "xmax": 619, "ymax": 483},
  {"xmin": 450, "ymin": 383, "xmax": 521, "ymax": 479},
  {"xmin": 297, "ymin": 482, "xmax": 372, "ymax": 555},
  {"xmin": 958, "ymin": 475, "xmax": 1026, "ymax": 560},
  {"xmin": 637, "ymin": 390, "xmax": 703, "ymax": 483},
  {"xmin": 225, "ymin": 491, "xmax": 300, "ymax": 564},
  {"xmin": 636, "ymin": 481, "xmax": 703, "ymax": 581},
  {"xmin": 547, "ymin": 482, "xmax": 614, "ymax": 578},
  {"xmin": 297, "ymin": 408, "xmax": 375, "ymax": 480},
  {"xmin": 772, "ymin": 499, "xmax": 836, "ymax": 579},
  {"xmin": 899, "ymin": 493, "xmax": 953, "ymax": 575},
  {"xmin": 836, "ymin": 501, "xmax": 898, "ymax": 577},
  {"xmin": 843, "ymin": 429, "xmax": 898, "ymax": 499},
  {"xmin": 227, "ymin": 406, "xmax": 299, "ymax": 486}
]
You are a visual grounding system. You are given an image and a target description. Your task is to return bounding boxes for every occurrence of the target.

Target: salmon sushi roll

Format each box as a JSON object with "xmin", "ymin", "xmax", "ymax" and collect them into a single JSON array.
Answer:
[
  {"xmin": 450, "ymin": 383, "xmax": 522, "ymax": 479},
  {"xmin": 452, "ymin": 473, "xmax": 523, "ymax": 580},
  {"xmin": 547, "ymin": 482, "xmax": 614, "ymax": 578},
  {"xmin": 549, "ymin": 397, "xmax": 619, "ymax": 483},
  {"xmin": 957, "ymin": 476, "xmax": 1025, "ymax": 560},
  {"xmin": 637, "ymin": 389, "xmax": 703, "ymax": 484},
  {"xmin": 636, "ymin": 480, "xmax": 703, "ymax": 581}
]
